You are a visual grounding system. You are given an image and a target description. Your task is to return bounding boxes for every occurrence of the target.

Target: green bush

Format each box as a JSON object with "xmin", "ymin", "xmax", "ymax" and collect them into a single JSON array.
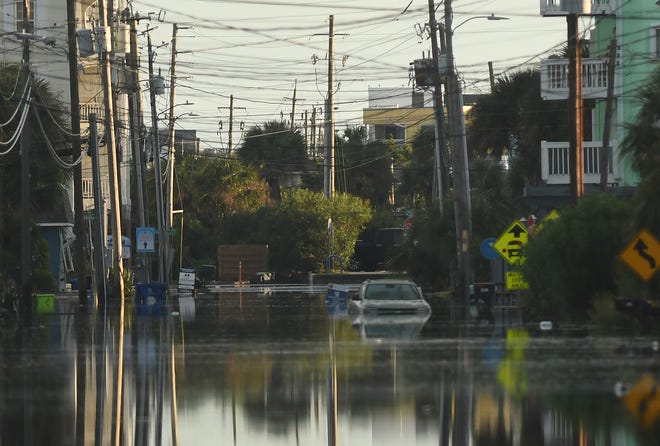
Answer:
[{"xmin": 521, "ymin": 195, "xmax": 633, "ymax": 323}]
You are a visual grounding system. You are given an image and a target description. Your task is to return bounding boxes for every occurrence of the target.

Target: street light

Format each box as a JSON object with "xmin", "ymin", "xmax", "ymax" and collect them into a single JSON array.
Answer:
[
  {"xmin": 452, "ymin": 13, "xmax": 509, "ymax": 33},
  {"xmin": 443, "ymin": 0, "xmax": 509, "ymax": 319}
]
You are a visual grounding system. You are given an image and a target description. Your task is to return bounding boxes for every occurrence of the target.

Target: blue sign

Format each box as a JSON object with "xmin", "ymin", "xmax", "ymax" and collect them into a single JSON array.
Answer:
[
  {"xmin": 480, "ymin": 237, "xmax": 499, "ymax": 260},
  {"xmin": 136, "ymin": 227, "xmax": 156, "ymax": 253}
]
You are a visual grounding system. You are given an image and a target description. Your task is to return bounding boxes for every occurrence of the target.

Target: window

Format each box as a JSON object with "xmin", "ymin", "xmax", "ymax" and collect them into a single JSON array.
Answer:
[
  {"xmin": 652, "ymin": 26, "xmax": 660, "ymax": 60},
  {"xmin": 15, "ymin": 1, "xmax": 35, "ymax": 32}
]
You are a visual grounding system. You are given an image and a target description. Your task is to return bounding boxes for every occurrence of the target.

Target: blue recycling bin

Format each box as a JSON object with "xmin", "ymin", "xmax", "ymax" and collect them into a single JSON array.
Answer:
[{"xmin": 135, "ymin": 282, "xmax": 167, "ymax": 317}]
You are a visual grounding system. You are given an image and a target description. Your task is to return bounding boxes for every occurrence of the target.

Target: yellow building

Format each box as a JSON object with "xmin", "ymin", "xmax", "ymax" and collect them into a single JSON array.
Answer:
[{"xmin": 362, "ymin": 88, "xmax": 435, "ymax": 143}]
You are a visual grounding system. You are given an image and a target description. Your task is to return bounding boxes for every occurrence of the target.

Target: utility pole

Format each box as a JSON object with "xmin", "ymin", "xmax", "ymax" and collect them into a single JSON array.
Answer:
[
  {"xmin": 568, "ymin": 13, "xmax": 584, "ymax": 202},
  {"xmin": 311, "ymin": 107, "xmax": 317, "ymax": 155},
  {"xmin": 89, "ymin": 114, "xmax": 107, "ymax": 302},
  {"xmin": 304, "ymin": 109, "xmax": 308, "ymax": 151},
  {"xmin": 600, "ymin": 31, "xmax": 616, "ymax": 192},
  {"xmin": 427, "ymin": 0, "xmax": 447, "ymax": 210},
  {"xmin": 98, "ymin": 0, "xmax": 124, "ymax": 298},
  {"xmin": 488, "ymin": 61, "xmax": 495, "ymax": 92},
  {"xmin": 20, "ymin": 0, "xmax": 32, "ymax": 314},
  {"xmin": 288, "ymin": 79, "xmax": 298, "ymax": 130},
  {"xmin": 66, "ymin": 0, "xmax": 88, "ymax": 305},
  {"xmin": 228, "ymin": 95, "xmax": 234, "ymax": 152},
  {"xmin": 128, "ymin": 10, "xmax": 148, "ymax": 283},
  {"xmin": 218, "ymin": 95, "xmax": 246, "ymax": 154},
  {"xmin": 444, "ymin": 0, "xmax": 472, "ymax": 318},
  {"xmin": 147, "ymin": 32, "xmax": 165, "ymax": 284},
  {"xmin": 128, "ymin": 13, "xmax": 146, "ymax": 228},
  {"xmin": 166, "ymin": 23, "xmax": 180, "ymax": 285},
  {"xmin": 324, "ymin": 15, "xmax": 335, "ymax": 200}
]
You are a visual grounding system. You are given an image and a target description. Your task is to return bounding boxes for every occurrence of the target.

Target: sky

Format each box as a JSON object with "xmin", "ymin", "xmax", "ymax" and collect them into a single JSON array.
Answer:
[{"xmin": 130, "ymin": 0, "xmax": 574, "ymax": 153}]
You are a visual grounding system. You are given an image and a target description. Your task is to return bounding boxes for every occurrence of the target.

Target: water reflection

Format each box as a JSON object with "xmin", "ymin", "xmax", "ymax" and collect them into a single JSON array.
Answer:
[{"xmin": 0, "ymin": 291, "xmax": 658, "ymax": 445}]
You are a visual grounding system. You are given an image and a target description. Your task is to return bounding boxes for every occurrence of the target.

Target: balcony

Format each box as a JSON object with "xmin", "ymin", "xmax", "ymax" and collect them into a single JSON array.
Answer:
[
  {"xmin": 540, "ymin": 0, "xmax": 615, "ymax": 16},
  {"xmin": 540, "ymin": 58, "xmax": 609, "ymax": 100},
  {"xmin": 82, "ymin": 177, "xmax": 109, "ymax": 203},
  {"xmin": 541, "ymin": 140, "xmax": 619, "ymax": 185},
  {"xmin": 80, "ymin": 103, "xmax": 104, "ymax": 122}
]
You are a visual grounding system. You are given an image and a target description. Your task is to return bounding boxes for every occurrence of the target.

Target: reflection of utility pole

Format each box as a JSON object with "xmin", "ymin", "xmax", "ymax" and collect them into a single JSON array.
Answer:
[{"xmin": 20, "ymin": 0, "xmax": 32, "ymax": 312}]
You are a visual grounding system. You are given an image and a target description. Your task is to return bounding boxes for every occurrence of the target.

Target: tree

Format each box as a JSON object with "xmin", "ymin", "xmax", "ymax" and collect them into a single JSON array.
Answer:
[
  {"xmin": 0, "ymin": 66, "xmax": 72, "ymax": 290},
  {"xmin": 175, "ymin": 154, "xmax": 269, "ymax": 266},
  {"xmin": 466, "ymin": 69, "xmax": 568, "ymax": 185},
  {"xmin": 336, "ymin": 126, "xmax": 395, "ymax": 207},
  {"xmin": 397, "ymin": 125, "xmax": 435, "ymax": 204},
  {"xmin": 619, "ymin": 66, "xmax": 660, "ymax": 234},
  {"xmin": 246, "ymin": 189, "xmax": 371, "ymax": 273},
  {"xmin": 237, "ymin": 121, "xmax": 309, "ymax": 201}
]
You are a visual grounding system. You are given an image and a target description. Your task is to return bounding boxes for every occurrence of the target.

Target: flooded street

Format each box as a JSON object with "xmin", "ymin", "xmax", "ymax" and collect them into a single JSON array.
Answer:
[{"xmin": 1, "ymin": 290, "xmax": 658, "ymax": 445}]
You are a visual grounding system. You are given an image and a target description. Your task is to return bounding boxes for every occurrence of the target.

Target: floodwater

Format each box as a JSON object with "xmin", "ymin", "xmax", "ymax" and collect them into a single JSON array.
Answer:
[{"xmin": 1, "ymin": 289, "xmax": 659, "ymax": 446}]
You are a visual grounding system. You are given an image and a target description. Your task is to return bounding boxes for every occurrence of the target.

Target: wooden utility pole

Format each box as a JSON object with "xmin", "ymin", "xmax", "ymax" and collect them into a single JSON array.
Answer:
[
  {"xmin": 128, "ymin": 15, "xmax": 146, "ymax": 228},
  {"xmin": 98, "ymin": 0, "xmax": 124, "ymax": 298},
  {"xmin": 444, "ymin": 0, "xmax": 472, "ymax": 318},
  {"xmin": 324, "ymin": 15, "xmax": 335, "ymax": 199},
  {"xmin": 166, "ymin": 23, "xmax": 179, "ymax": 285},
  {"xmin": 20, "ymin": 0, "xmax": 32, "ymax": 313},
  {"xmin": 289, "ymin": 79, "xmax": 297, "ymax": 130},
  {"xmin": 427, "ymin": 0, "xmax": 447, "ymax": 209},
  {"xmin": 66, "ymin": 0, "xmax": 88, "ymax": 305},
  {"xmin": 600, "ymin": 32, "xmax": 617, "ymax": 192},
  {"xmin": 147, "ymin": 32, "xmax": 165, "ymax": 284},
  {"xmin": 89, "ymin": 114, "xmax": 107, "ymax": 302},
  {"xmin": 228, "ymin": 94, "xmax": 234, "ymax": 152},
  {"xmin": 568, "ymin": 13, "xmax": 584, "ymax": 202}
]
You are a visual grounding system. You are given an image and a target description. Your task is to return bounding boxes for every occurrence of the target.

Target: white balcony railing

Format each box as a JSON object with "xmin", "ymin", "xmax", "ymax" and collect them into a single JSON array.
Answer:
[
  {"xmin": 540, "ymin": 58, "xmax": 610, "ymax": 100},
  {"xmin": 80, "ymin": 103, "xmax": 104, "ymax": 122},
  {"xmin": 541, "ymin": 141, "xmax": 619, "ymax": 185},
  {"xmin": 82, "ymin": 178, "xmax": 110, "ymax": 200},
  {"xmin": 540, "ymin": 0, "xmax": 615, "ymax": 16}
]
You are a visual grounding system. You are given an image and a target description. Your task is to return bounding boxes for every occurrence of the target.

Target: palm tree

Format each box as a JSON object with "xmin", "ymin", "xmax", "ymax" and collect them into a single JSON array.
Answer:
[
  {"xmin": 237, "ymin": 120, "xmax": 308, "ymax": 202},
  {"xmin": 466, "ymin": 69, "xmax": 568, "ymax": 185},
  {"xmin": 337, "ymin": 126, "xmax": 394, "ymax": 207}
]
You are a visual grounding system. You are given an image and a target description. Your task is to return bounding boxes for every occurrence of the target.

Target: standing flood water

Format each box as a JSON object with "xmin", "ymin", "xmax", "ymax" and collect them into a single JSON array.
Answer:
[{"xmin": 0, "ymin": 290, "xmax": 658, "ymax": 445}]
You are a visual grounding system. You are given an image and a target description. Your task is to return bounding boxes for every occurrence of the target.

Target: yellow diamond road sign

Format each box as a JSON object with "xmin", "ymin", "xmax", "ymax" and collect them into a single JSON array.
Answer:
[
  {"xmin": 494, "ymin": 220, "xmax": 528, "ymax": 265},
  {"xmin": 620, "ymin": 229, "xmax": 660, "ymax": 281}
]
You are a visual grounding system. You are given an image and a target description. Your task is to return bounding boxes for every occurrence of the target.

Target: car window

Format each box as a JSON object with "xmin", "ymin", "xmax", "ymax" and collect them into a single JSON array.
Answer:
[{"xmin": 364, "ymin": 283, "xmax": 420, "ymax": 300}]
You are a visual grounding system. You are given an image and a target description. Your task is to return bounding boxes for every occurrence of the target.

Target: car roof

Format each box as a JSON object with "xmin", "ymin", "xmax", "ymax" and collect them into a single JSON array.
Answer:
[{"xmin": 363, "ymin": 279, "xmax": 416, "ymax": 285}]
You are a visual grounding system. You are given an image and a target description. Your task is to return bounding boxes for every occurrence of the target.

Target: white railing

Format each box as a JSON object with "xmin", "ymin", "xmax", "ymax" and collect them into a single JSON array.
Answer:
[
  {"xmin": 82, "ymin": 178, "xmax": 110, "ymax": 200},
  {"xmin": 80, "ymin": 103, "xmax": 104, "ymax": 122},
  {"xmin": 541, "ymin": 141, "xmax": 618, "ymax": 185},
  {"xmin": 540, "ymin": 58, "xmax": 610, "ymax": 100},
  {"xmin": 540, "ymin": 0, "xmax": 615, "ymax": 16}
]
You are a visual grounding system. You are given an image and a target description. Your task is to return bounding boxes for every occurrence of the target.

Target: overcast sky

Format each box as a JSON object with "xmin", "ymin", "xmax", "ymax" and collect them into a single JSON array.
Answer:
[{"xmin": 131, "ymin": 0, "xmax": 577, "ymax": 151}]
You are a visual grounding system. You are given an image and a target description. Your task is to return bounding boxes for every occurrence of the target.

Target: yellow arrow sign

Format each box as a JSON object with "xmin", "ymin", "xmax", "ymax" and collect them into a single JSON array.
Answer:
[
  {"xmin": 620, "ymin": 229, "xmax": 660, "ymax": 281},
  {"xmin": 494, "ymin": 220, "xmax": 528, "ymax": 265}
]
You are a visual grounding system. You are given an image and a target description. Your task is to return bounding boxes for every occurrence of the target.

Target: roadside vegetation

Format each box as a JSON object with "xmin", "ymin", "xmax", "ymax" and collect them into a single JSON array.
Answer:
[{"xmin": 2, "ymin": 57, "xmax": 659, "ymax": 331}]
